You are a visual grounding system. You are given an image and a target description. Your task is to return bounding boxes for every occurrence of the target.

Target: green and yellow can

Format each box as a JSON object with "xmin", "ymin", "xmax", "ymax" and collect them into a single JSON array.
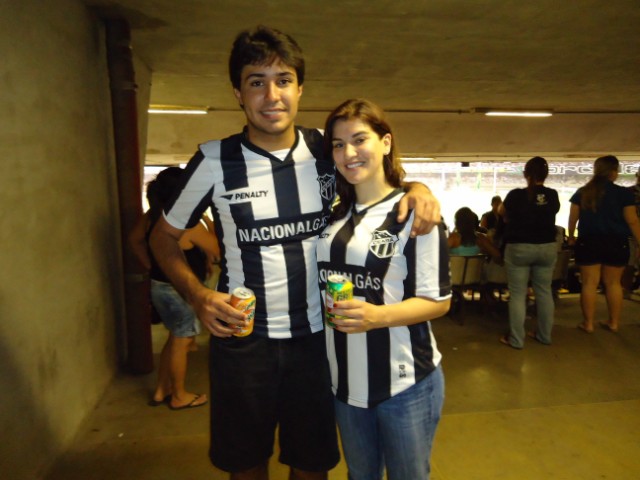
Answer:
[{"xmin": 325, "ymin": 274, "xmax": 353, "ymax": 328}]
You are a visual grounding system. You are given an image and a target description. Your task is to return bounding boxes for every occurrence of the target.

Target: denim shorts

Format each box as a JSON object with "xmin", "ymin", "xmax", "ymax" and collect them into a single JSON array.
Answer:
[{"xmin": 150, "ymin": 279, "xmax": 201, "ymax": 337}]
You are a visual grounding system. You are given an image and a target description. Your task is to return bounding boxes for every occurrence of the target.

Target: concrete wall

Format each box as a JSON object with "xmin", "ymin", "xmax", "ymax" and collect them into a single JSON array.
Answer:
[{"xmin": 0, "ymin": 1, "xmax": 140, "ymax": 477}]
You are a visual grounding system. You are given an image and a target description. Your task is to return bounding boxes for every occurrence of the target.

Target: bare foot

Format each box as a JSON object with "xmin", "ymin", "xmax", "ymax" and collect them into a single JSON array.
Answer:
[
  {"xmin": 148, "ymin": 394, "xmax": 171, "ymax": 407},
  {"xmin": 577, "ymin": 322, "xmax": 594, "ymax": 333},
  {"xmin": 599, "ymin": 322, "xmax": 618, "ymax": 333}
]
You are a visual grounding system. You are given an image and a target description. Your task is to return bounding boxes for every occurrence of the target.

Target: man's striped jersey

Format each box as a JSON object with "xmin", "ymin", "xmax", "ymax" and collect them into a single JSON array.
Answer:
[
  {"xmin": 164, "ymin": 127, "xmax": 336, "ymax": 339},
  {"xmin": 317, "ymin": 189, "xmax": 451, "ymax": 408}
]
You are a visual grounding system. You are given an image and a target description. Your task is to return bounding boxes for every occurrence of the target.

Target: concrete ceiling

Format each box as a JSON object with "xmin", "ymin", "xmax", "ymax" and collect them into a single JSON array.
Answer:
[{"xmin": 85, "ymin": 0, "xmax": 640, "ymax": 163}]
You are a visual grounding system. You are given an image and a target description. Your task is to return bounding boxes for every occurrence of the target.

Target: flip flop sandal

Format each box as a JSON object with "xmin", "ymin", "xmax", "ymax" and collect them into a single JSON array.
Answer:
[{"xmin": 169, "ymin": 394, "xmax": 208, "ymax": 410}]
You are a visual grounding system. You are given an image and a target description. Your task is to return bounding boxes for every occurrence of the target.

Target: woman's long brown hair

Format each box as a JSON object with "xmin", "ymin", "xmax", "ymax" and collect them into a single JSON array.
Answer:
[{"xmin": 579, "ymin": 155, "xmax": 619, "ymax": 211}]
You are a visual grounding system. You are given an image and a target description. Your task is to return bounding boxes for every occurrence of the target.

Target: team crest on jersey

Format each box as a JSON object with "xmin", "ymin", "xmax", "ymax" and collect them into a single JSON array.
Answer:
[
  {"xmin": 369, "ymin": 230, "xmax": 399, "ymax": 258},
  {"xmin": 318, "ymin": 173, "xmax": 335, "ymax": 201}
]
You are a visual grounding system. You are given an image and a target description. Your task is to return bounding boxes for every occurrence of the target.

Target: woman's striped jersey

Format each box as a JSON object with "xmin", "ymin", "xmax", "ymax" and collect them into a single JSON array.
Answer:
[
  {"xmin": 164, "ymin": 127, "xmax": 336, "ymax": 339},
  {"xmin": 317, "ymin": 189, "xmax": 451, "ymax": 408}
]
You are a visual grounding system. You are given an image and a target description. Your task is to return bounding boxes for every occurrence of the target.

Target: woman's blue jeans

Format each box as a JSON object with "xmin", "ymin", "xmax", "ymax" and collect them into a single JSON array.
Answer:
[
  {"xmin": 334, "ymin": 365, "xmax": 444, "ymax": 480},
  {"xmin": 505, "ymin": 242, "xmax": 557, "ymax": 348}
]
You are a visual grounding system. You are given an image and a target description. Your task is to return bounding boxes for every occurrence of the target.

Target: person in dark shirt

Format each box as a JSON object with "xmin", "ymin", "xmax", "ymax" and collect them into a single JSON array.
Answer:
[
  {"xmin": 631, "ymin": 166, "xmax": 640, "ymax": 218},
  {"xmin": 479, "ymin": 195, "xmax": 505, "ymax": 249},
  {"xmin": 500, "ymin": 157, "xmax": 560, "ymax": 349},
  {"xmin": 568, "ymin": 156, "xmax": 640, "ymax": 332},
  {"xmin": 623, "ymin": 167, "xmax": 640, "ymax": 292},
  {"xmin": 129, "ymin": 167, "xmax": 218, "ymax": 409}
]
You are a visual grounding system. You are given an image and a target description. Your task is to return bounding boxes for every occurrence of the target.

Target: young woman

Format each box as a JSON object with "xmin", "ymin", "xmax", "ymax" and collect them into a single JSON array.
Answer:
[
  {"xmin": 500, "ymin": 157, "xmax": 560, "ymax": 349},
  {"xmin": 317, "ymin": 99, "xmax": 451, "ymax": 480},
  {"xmin": 568, "ymin": 155, "xmax": 640, "ymax": 333},
  {"xmin": 129, "ymin": 167, "xmax": 218, "ymax": 409},
  {"xmin": 448, "ymin": 206, "xmax": 502, "ymax": 261}
]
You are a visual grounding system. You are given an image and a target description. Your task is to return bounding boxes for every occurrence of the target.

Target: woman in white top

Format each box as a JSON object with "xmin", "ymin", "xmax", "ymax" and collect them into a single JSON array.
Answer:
[{"xmin": 316, "ymin": 99, "xmax": 451, "ymax": 480}]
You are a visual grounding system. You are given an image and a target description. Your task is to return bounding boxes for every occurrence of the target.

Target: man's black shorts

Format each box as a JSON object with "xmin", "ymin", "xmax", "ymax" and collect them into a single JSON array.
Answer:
[{"xmin": 208, "ymin": 331, "xmax": 340, "ymax": 473}]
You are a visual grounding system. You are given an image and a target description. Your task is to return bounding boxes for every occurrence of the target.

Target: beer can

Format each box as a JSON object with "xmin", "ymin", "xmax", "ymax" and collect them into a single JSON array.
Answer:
[
  {"xmin": 230, "ymin": 286, "xmax": 256, "ymax": 337},
  {"xmin": 325, "ymin": 274, "xmax": 353, "ymax": 328}
]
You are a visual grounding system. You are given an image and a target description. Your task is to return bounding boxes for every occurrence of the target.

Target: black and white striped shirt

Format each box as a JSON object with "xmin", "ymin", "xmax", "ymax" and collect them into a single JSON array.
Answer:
[
  {"xmin": 317, "ymin": 189, "xmax": 451, "ymax": 408},
  {"xmin": 164, "ymin": 127, "xmax": 336, "ymax": 339}
]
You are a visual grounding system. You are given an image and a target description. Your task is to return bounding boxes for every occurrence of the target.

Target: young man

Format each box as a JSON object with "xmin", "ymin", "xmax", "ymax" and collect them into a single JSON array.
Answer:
[
  {"xmin": 480, "ymin": 195, "xmax": 502, "ymax": 231},
  {"xmin": 150, "ymin": 26, "xmax": 440, "ymax": 480}
]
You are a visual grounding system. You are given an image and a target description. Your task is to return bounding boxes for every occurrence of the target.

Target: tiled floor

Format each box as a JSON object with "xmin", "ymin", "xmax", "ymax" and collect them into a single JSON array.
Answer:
[{"xmin": 45, "ymin": 293, "xmax": 640, "ymax": 480}]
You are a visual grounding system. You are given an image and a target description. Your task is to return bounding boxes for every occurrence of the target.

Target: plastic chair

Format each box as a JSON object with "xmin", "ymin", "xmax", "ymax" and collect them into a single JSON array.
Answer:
[
  {"xmin": 552, "ymin": 249, "xmax": 572, "ymax": 297},
  {"xmin": 449, "ymin": 254, "xmax": 487, "ymax": 323}
]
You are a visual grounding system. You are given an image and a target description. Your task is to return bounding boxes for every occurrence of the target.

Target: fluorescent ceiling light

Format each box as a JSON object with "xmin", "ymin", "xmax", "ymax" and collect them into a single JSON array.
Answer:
[
  {"xmin": 475, "ymin": 108, "xmax": 553, "ymax": 117},
  {"xmin": 485, "ymin": 111, "xmax": 552, "ymax": 117},
  {"xmin": 401, "ymin": 156, "xmax": 435, "ymax": 162},
  {"xmin": 148, "ymin": 105, "xmax": 209, "ymax": 115}
]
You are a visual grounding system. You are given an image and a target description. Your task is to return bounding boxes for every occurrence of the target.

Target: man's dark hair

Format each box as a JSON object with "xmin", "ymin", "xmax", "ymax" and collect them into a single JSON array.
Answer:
[{"xmin": 229, "ymin": 25, "xmax": 305, "ymax": 90}]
